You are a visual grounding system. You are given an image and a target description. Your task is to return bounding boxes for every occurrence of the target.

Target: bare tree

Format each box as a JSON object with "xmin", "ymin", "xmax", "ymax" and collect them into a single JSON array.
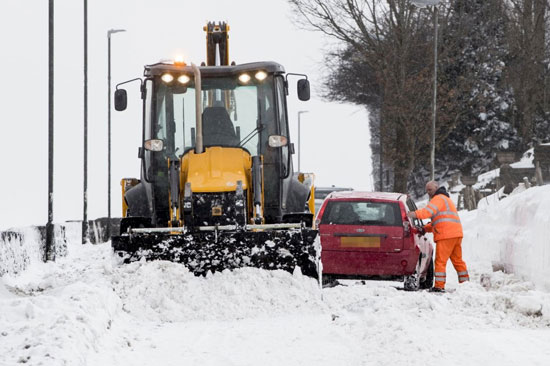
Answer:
[{"xmin": 290, "ymin": 0, "xmax": 449, "ymax": 192}]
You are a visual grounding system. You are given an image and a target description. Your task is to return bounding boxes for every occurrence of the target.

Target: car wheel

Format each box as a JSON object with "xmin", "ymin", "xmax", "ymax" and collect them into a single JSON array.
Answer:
[
  {"xmin": 322, "ymin": 275, "xmax": 338, "ymax": 288},
  {"xmin": 404, "ymin": 256, "xmax": 422, "ymax": 291},
  {"xmin": 419, "ymin": 257, "xmax": 434, "ymax": 289}
]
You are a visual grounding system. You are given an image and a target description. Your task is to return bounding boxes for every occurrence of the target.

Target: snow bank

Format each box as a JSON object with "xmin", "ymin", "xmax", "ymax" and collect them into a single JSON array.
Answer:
[
  {"xmin": 0, "ymin": 224, "xmax": 68, "ymax": 277},
  {"xmin": 0, "ymin": 229, "xmax": 40, "ymax": 277},
  {"xmin": 0, "ymin": 220, "xmax": 115, "ymax": 278},
  {"xmin": 1, "ymin": 242, "xmax": 122, "ymax": 366},
  {"xmin": 112, "ymin": 261, "xmax": 325, "ymax": 322},
  {"xmin": 461, "ymin": 185, "xmax": 550, "ymax": 290},
  {"xmin": 1, "ymin": 238, "xmax": 325, "ymax": 365}
]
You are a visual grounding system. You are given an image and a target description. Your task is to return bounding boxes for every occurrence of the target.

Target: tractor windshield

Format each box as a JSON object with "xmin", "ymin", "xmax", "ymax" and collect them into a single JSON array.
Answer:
[{"xmin": 149, "ymin": 74, "xmax": 277, "ymax": 158}]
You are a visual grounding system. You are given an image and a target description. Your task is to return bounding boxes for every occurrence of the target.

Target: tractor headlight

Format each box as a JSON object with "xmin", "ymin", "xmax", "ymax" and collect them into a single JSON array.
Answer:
[
  {"xmin": 268, "ymin": 135, "xmax": 288, "ymax": 147},
  {"xmin": 178, "ymin": 74, "xmax": 190, "ymax": 84},
  {"xmin": 255, "ymin": 71, "xmax": 267, "ymax": 81},
  {"xmin": 144, "ymin": 139, "xmax": 164, "ymax": 152},
  {"xmin": 161, "ymin": 73, "xmax": 174, "ymax": 83},
  {"xmin": 238, "ymin": 73, "xmax": 251, "ymax": 84}
]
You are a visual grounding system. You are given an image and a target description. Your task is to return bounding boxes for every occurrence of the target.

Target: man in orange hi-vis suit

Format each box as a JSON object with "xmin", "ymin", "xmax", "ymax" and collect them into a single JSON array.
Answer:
[{"xmin": 407, "ymin": 181, "xmax": 469, "ymax": 293}]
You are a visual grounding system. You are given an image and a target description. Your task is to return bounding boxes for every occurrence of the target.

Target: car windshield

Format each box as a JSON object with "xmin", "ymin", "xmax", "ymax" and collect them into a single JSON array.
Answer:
[
  {"xmin": 151, "ymin": 75, "xmax": 276, "ymax": 158},
  {"xmin": 321, "ymin": 201, "xmax": 402, "ymax": 226}
]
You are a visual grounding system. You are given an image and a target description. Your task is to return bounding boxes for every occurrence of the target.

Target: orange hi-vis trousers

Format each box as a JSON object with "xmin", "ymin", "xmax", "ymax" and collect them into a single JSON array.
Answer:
[{"xmin": 434, "ymin": 237, "xmax": 469, "ymax": 289}]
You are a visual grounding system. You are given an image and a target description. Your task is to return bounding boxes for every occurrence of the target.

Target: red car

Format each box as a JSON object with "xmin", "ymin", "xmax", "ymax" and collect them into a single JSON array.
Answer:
[{"xmin": 316, "ymin": 191, "xmax": 434, "ymax": 291}]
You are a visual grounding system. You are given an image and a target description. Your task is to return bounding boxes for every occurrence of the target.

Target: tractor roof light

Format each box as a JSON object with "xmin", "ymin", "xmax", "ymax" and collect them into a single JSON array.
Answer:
[
  {"xmin": 255, "ymin": 71, "xmax": 267, "ymax": 81},
  {"xmin": 161, "ymin": 73, "xmax": 174, "ymax": 83},
  {"xmin": 178, "ymin": 74, "xmax": 191, "ymax": 84},
  {"xmin": 238, "ymin": 73, "xmax": 251, "ymax": 84},
  {"xmin": 174, "ymin": 55, "xmax": 187, "ymax": 66}
]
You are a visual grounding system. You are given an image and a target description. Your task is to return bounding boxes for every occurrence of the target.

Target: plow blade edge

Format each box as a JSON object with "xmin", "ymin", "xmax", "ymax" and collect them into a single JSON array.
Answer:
[{"xmin": 112, "ymin": 228, "xmax": 319, "ymax": 278}]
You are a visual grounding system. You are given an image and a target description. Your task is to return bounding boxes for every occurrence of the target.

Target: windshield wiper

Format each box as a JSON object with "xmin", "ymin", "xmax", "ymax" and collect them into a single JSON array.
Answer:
[{"xmin": 239, "ymin": 124, "xmax": 265, "ymax": 147}]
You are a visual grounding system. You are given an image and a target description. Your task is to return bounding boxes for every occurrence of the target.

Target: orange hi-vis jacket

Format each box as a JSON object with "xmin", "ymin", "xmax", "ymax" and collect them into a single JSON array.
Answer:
[{"xmin": 415, "ymin": 193, "xmax": 463, "ymax": 242}]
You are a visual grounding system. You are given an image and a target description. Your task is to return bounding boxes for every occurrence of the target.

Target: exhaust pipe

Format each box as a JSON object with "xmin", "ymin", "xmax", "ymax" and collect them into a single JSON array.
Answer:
[{"xmin": 192, "ymin": 63, "xmax": 203, "ymax": 154}]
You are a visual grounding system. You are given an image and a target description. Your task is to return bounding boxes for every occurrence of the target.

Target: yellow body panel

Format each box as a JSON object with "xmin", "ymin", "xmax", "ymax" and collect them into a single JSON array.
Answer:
[
  {"xmin": 120, "ymin": 178, "xmax": 140, "ymax": 217},
  {"xmin": 298, "ymin": 172, "xmax": 316, "ymax": 216},
  {"xmin": 181, "ymin": 147, "xmax": 252, "ymax": 193},
  {"xmin": 340, "ymin": 236, "xmax": 380, "ymax": 248}
]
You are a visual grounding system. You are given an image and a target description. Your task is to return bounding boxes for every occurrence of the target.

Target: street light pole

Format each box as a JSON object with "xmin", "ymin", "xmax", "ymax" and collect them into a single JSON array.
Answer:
[
  {"xmin": 411, "ymin": 0, "xmax": 442, "ymax": 181},
  {"xmin": 47, "ymin": 0, "xmax": 54, "ymax": 261},
  {"xmin": 430, "ymin": 5, "xmax": 439, "ymax": 181},
  {"xmin": 297, "ymin": 110, "xmax": 309, "ymax": 173},
  {"xmin": 83, "ymin": 0, "xmax": 88, "ymax": 244},
  {"xmin": 107, "ymin": 29, "xmax": 126, "ymax": 238}
]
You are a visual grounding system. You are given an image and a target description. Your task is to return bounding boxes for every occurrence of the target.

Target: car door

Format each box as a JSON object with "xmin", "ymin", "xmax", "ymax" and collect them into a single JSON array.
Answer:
[
  {"xmin": 319, "ymin": 199, "xmax": 404, "ymax": 253},
  {"xmin": 406, "ymin": 197, "xmax": 433, "ymax": 272}
]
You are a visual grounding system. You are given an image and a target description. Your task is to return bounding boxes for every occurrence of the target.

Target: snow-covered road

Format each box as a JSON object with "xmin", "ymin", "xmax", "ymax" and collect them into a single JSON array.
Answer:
[{"xmin": 2, "ymin": 238, "xmax": 549, "ymax": 366}]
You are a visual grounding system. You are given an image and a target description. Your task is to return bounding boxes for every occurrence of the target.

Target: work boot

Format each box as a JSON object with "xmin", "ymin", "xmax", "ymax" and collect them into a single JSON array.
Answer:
[{"xmin": 428, "ymin": 287, "xmax": 445, "ymax": 293}]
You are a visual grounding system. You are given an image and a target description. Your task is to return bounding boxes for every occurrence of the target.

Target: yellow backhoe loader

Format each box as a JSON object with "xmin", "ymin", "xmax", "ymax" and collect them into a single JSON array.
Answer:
[{"xmin": 112, "ymin": 22, "xmax": 318, "ymax": 278}]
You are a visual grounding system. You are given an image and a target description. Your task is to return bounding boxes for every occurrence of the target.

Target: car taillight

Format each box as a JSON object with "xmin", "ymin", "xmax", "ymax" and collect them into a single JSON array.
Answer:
[{"xmin": 403, "ymin": 220, "xmax": 411, "ymax": 237}]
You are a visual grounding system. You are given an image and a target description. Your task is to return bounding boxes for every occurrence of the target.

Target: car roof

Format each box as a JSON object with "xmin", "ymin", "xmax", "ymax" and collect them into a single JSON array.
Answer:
[
  {"xmin": 326, "ymin": 191, "xmax": 408, "ymax": 202},
  {"xmin": 315, "ymin": 186, "xmax": 353, "ymax": 192}
]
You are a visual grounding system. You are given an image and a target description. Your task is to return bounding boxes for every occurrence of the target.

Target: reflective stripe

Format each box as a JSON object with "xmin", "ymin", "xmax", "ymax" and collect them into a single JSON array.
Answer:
[
  {"xmin": 435, "ymin": 210, "xmax": 460, "ymax": 218},
  {"xmin": 428, "ymin": 203, "xmax": 439, "ymax": 213},
  {"xmin": 458, "ymin": 271, "xmax": 469, "ymax": 276},
  {"xmin": 432, "ymin": 217, "xmax": 462, "ymax": 226},
  {"xmin": 441, "ymin": 196, "xmax": 451, "ymax": 211},
  {"xmin": 435, "ymin": 277, "xmax": 446, "ymax": 283},
  {"xmin": 425, "ymin": 206, "xmax": 435, "ymax": 215},
  {"xmin": 435, "ymin": 272, "xmax": 446, "ymax": 277},
  {"xmin": 459, "ymin": 277, "xmax": 469, "ymax": 283}
]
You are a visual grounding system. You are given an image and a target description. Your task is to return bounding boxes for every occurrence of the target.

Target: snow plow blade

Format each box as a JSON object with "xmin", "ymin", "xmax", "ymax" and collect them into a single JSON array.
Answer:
[{"xmin": 112, "ymin": 227, "xmax": 319, "ymax": 279}]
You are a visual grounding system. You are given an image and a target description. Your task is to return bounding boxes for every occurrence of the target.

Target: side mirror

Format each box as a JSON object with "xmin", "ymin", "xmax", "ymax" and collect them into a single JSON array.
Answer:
[
  {"xmin": 114, "ymin": 89, "xmax": 128, "ymax": 111},
  {"xmin": 297, "ymin": 79, "xmax": 310, "ymax": 101}
]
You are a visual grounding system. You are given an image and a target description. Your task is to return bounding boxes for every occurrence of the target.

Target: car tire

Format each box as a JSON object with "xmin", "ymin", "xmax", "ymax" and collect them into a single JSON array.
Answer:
[
  {"xmin": 404, "ymin": 255, "xmax": 422, "ymax": 291},
  {"xmin": 420, "ymin": 257, "xmax": 434, "ymax": 289},
  {"xmin": 322, "ymin": 275, "xmax": 338, "ymax": 288}
]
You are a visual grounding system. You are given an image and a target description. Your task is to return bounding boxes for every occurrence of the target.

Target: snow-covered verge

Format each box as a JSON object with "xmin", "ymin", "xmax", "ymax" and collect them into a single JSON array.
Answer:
[
  {"xmin": 461, "ymin": 185, "xmax": 550, "ymax": 290},
  {"xmin": 0, "ymin": 224, "xmax": 68, "ymax": 277},
  {"xmin": 0, "ymin": 220, "xmax": 115, "ymax": 277}
]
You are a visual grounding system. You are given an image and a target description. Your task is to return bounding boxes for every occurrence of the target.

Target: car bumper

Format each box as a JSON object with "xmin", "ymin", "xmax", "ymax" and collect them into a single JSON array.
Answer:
[{"xmin": 322, "ymin": 247, "xmax": 420, "ymax": 277}]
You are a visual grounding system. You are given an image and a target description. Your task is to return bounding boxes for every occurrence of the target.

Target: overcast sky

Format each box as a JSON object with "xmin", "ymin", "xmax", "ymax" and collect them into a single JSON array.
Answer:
[{"xmin": 0, "ymin": 0, "xmax": 372, "ymax": 230}]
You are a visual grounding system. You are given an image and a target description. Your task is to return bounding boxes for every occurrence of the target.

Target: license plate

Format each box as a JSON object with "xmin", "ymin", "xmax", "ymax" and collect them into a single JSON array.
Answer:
[{"xmin": 340, "ymin": 236, "xmax": 380, "ymax": 248}]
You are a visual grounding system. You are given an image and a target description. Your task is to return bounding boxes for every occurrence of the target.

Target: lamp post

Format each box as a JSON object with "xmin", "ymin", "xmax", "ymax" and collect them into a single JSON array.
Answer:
[
  {"xmin": 411, "ymin": 0, "xmax": 442, "ymax": 181},
  {"xmin": 47, "ymin": 0, "xmax": 54, "ymax": 260},
  {"xmin": 297, "ymin": 110, "xmax": 309, "ymax": 173},
  {"xmin": 107, "ymin": 28, "xmax": 126, "ymax": 237},
  {"xmin": 83, "ymin": 0, "xmax": 88, "ymax": 244}
]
